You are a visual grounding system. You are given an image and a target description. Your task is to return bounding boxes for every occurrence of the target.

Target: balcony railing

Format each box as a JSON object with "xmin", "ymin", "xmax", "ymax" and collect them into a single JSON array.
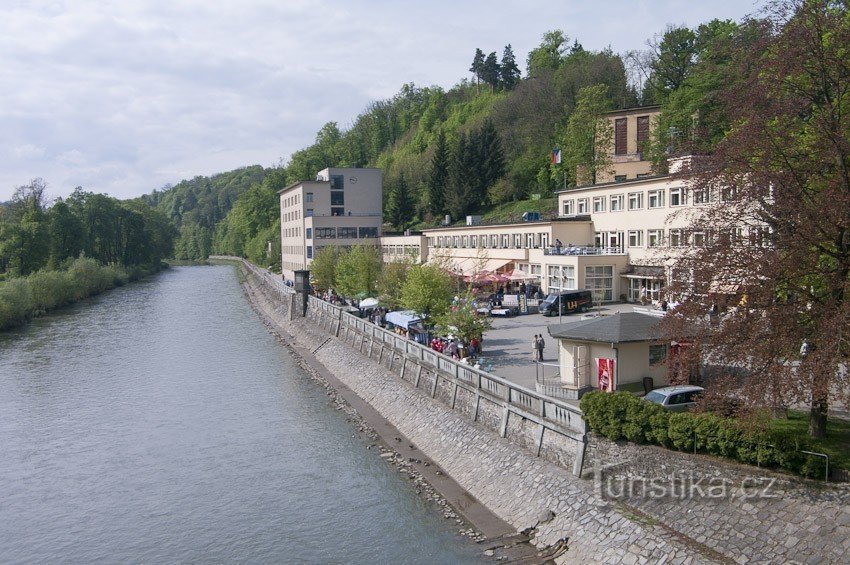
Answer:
[{"xmin": 544, "ymin": 246, "xmax": 625, "ymax": 256}]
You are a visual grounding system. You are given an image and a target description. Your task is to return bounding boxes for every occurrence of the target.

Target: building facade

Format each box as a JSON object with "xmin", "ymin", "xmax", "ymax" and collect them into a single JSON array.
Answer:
[{"xmin": 279, "ymin": 167, "xmax": 382, "ymax": 281}]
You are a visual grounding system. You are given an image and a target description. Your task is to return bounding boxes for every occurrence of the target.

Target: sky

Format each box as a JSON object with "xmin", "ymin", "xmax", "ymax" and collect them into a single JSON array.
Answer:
[{"xmin": 0, "ymin": 0, "xmax": 764, "ymax": 202}]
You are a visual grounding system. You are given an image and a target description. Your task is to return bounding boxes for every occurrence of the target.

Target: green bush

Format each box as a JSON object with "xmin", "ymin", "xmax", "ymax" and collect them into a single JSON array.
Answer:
[
  {"xmin": 0, "ymin": 278, "xmax": 34, "ymax": 330},
  {"xmin": 580, "ymin": 390, "xmax": 827, "ymax": 479}
]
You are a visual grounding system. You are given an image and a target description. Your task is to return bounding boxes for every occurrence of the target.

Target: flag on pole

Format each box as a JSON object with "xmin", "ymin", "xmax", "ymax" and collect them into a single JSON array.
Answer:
[{"xmin": 551, "ymin": 148, "xmax": 561, "ymax": 165}]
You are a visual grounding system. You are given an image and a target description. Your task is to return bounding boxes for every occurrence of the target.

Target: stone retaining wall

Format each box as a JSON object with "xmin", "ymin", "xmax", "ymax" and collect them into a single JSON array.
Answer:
[{"xmin": 239, "ymin": 261, "xmax": 850, "ymax": 563}]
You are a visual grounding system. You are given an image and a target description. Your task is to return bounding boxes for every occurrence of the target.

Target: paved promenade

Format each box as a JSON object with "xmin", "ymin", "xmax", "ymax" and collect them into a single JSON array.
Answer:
[{"xmin": 481, "ymin": 302, "xmax": 638, "ymax": 390}]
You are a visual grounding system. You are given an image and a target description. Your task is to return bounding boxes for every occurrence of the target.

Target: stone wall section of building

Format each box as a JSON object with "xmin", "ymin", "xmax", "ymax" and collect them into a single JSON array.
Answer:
[{"xmin": 238, "ymin": 260, "xmax": 850, "ymax": 564}]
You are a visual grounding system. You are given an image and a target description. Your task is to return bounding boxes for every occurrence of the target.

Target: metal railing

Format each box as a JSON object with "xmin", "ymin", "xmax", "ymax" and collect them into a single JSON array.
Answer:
[
  {"xmin": 306, "ymin": 293, "xmax": 586, "ymax": 436},
  {"xmin": 543, "ymin": 246, "xmax": 625, "ymax": 256}
]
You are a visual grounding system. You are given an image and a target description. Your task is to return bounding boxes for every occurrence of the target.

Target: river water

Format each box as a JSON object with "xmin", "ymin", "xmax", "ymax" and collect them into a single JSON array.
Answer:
[{"xmin": 0, "ymin": 265, "xmax": 484, "ymax": 563}]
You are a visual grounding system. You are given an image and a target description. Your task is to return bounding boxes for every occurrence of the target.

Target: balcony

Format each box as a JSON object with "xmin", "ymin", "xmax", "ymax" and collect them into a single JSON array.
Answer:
[{"xmin": 543, "ymin": 246, "xmax": 625, "ymax": 256}]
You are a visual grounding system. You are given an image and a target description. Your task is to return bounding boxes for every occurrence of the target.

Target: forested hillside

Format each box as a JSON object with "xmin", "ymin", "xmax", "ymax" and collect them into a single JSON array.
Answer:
[{"xmin": 140, "ymin": 17, "xmax": 758, "ymax": 269}]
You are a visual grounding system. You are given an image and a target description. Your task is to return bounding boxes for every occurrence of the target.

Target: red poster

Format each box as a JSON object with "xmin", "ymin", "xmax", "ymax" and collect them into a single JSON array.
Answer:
[{"xmin": 596, "ymin": 358, "xmax": 615, "ymax": 392}]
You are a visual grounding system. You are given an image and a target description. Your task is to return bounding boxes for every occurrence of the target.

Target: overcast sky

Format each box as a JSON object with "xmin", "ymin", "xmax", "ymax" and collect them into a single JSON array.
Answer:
[{"xmin": 0, "ymin": 0, "xmax": 763, "ymax": 202}]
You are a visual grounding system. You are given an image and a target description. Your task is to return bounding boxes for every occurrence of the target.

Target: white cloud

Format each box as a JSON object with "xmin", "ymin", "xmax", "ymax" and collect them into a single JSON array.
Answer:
[{"xmin": 0, "ymin": 0, "xmax": 763, "ymax": 201}]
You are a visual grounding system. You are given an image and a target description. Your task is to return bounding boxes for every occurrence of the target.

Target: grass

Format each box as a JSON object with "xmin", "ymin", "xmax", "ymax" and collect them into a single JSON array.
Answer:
[{"xmin": 767, "ymin": 410, "xmax": 850, "ymax": 471}]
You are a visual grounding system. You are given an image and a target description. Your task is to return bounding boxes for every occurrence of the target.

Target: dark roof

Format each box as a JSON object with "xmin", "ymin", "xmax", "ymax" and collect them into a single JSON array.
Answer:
[{"xmin": 547, "ymin": 312, "xmax": 665, "ymax": 343}]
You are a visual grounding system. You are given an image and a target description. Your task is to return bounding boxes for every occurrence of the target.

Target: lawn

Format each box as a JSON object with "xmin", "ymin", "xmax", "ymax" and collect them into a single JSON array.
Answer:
[{"xmin": 767, "ymin": 410, "xmax": 850, "ymax": 471}]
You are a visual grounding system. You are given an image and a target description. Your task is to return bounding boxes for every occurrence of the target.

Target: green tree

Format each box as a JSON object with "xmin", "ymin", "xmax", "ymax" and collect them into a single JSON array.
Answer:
[
  {"xmin": 446, "ymin": 132, "xmax": 476, "ymax": 220},
  {"xmin": 436, "ymin": 289, "xmax": 492, "ymax": 345},
  {"xmin": 500, "ymin": 44, "xmax": 521, "ymax": 90},
  {"xmin": 386, "ymin": 172, "xmax": 414, "ymax": 229},
  {"xmin": 481, "ymin": 52, "xmax": 501, "ymax": 91},
  {"xmin": 46, "ymin": 200, "xmax": 85, "ymax": 268},
  {"xmin": 560, "ymin": 84, "xmax": 614, "ymax": 186},
  {"xmin": 427, "ymin": 130, "xmax": 449, "ymax": 217},
  {"xmin": 310, "ymin": 246, "xmax": 339, "ymax": 291},
  {"xmin": 400, "ymin": 263, "xmax": 454, "ymax": 319},
  {"xmin": 469, "ymin": 48, "xmax": 485, "ymax": 92},
  {"xmin": 526, "ymin": 30, "xmax": 568, "ymax": 78},
  {"xmin": 378, "ymin": 258, "xmax": 413, "ymax": 309},
  {"xmin": 334, "ymin": 244, "xmax": 382, "ymax": 298},
  {"xmin": 647, "ymin": 25, "xmax": 698, "ymax": 101}
]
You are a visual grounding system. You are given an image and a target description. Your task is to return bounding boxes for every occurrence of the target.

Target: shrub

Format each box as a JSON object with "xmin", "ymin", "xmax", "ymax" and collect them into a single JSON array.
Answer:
[
  {"xmin": 0, "ymin": 278, "xmax": 33, "ymax": 329},
  {"xmin": 580, "ymin": 390, "xmax": 827, "ymax": 479}
]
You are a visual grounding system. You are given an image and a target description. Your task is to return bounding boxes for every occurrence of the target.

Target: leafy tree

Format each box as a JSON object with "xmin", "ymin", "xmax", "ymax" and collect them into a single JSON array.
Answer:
[
  {"xmin": 334, "ymin": 244, "xmax": 382, "ymax": 298},
  {"xmin": 386, "ymin": 172, "xmax": 414, "ymax": 229},
  {"xmin": 436, "ymin": 289, "xmax": 492, "ymax": 345},
  {"xmin": 445, "ymin": 132, "xmax": 477, "ymax": 220},
  {"xmin": 476, "ymin": 119, "xmax": 506, "ymax": 202},
  {"xmin": 46, "ymin": 200, "xmax": 85, "ymax": 268},
  {"xmin": 500, "ymin": 44, "xmax": 521, "ymax": 90},
  {"xmin": 378, "ymin": 258, "xmax": 413, "ymax": 309},
  {"xmin": 400, "ymin": 263, "xmax": 454, "ymax": 319},
  {"xmin": 560, "ymin": 84, "xmax": 614, "ymax": 186},
  {"xmin": 309, "ymin": 246, "xmax": 339, "ymax": 291},
  {"xmin": 481, "ymin": 52, "xmax": 501, "ymax": 92},
  {"xmin": 647, "ymin": 25, "xmax": 698, "ymax": 101},
  {"xmin": 661, "ymin": 0, "xmax": 850, "ymax": 439},
  {"xmin": 526, "ymin": 30, "xmax": 568, "ymax": 78}
]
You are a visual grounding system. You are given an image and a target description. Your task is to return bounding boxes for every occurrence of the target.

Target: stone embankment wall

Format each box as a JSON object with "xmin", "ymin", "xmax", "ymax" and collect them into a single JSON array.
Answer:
[{"xmin": 233, "ymin": 259, "xmax": 850, "ymax": 564}]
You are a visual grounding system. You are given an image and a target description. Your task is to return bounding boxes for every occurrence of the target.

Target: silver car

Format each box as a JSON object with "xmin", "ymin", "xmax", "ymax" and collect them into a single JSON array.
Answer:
[{"xmin": 643, "ymin": 385, "xmax": 705, "ymax": 412}]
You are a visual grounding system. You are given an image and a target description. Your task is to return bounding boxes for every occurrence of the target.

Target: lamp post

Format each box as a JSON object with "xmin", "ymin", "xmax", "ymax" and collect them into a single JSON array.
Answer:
[{"xmin": 558, "ymin": 273, "xmax": 565, "ymax": 325}]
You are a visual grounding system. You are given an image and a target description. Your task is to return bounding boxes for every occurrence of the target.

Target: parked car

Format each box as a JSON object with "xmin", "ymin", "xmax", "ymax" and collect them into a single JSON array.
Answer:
[
  {"xmin": 539, "ymin": 290, "xmax": 593, "ymax": 317},
  {"xmin": 643, "ymin": 385, "xmax": 705, "ymax": 412}
]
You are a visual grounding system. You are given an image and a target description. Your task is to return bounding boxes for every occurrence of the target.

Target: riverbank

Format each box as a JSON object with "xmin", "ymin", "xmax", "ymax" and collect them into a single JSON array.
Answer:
[
  {"xmin": 238, "ymin": 265, "xmax": 714, "ymax": 563},
  {"xmin": 0, "ymin": 257, "xmax": 166, "ymax": 331}
]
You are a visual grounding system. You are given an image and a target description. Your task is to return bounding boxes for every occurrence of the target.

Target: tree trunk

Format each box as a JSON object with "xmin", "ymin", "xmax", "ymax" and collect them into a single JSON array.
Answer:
[{"xmin": 809, "ymin": 400, "xmax": 827, "ymax": 438}]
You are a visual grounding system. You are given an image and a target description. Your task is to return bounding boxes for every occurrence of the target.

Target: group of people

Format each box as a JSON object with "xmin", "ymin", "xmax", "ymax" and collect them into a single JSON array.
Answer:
[
  {"xmin": 532, "ymin": 334, "xmax": 546, "ymax": 361},
  {"xmin": 430, "ymin": 336, "xmax": 482, "ymax": 361},
  {"xmin": 552, "ymin": 239, "xmax": 577, "ymax": 255}
]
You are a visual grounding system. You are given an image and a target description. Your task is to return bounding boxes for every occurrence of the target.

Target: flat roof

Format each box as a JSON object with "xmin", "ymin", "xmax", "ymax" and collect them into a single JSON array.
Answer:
[
  {"xmin": 605, "ymin": 105, "xmax": 661, "ymax": 116},
  {"xmin": 422, "ymin": 216, "xmax": 591, "ymax": 233},
  {"xmin": 555, "ymin": 174, "xmax": 673, "ymax": 195}
]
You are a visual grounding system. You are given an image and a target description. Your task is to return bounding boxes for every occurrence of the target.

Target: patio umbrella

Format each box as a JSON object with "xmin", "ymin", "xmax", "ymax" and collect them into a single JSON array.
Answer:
[{"xmin": 359, "ymin": 297, "xmax": 380, "ymax": 308}]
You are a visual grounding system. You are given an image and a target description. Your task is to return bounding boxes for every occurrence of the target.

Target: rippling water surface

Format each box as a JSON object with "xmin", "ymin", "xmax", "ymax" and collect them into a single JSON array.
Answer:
[{"xmin": 0, "ymin": 265, "xmax": 483, "ymax": 563}]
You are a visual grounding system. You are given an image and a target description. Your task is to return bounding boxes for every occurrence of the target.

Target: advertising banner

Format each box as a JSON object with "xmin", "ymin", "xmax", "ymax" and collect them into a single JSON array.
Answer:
[{"xmin": 596, "ymin": 357, "xmax": 615, "ymax": 392}]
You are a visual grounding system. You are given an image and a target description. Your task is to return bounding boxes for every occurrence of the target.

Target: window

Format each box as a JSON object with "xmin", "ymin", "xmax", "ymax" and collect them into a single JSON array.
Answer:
[
  {"xmin": 648, "ymin": 189, "xmax": 665, "ymax": 209},
  {"xmin": 330, "ymin": 175, "xmax": 344, "ymax": 190},
  {"xmin": 615, "ymin": 175, "xmax": 627, "ymax": 182},
  {"xmin": 614, "ymin": 118, "xmax": 627, "ymax": 155},
  {"xmin": 306, "ymin": 208, "xmax": 314, "ymax": 217},
  {"xmin": 628, "ymin": 230, "xmax": 643, "ymax": 247},
  {"xmin": 501, "ymin": 234, "xmax": 510, "ymax": 248},
  {"xmin": 358, "ymin": 227, "xmax": 378, "ymax": 238},
  {"xmin": 530, "ymin": 264, "xmax": 542, "ymax": 279},
  {"xmin": 585, "ymin": 265, "xmax": 613, "ymax": 302},
  {"xmin": 610, "ymin": 194, "xmax": 624, "ymax": 212},
  {"xmin": 628, "ymin": 192, "xmax": 643, "ymax": 210},
  {"xmin": 316, "ymin": 227, "xmax": 335, "ymax": 239},
  {"xmin": 307, "ymin": 246, "xmax": 313, "ymax": 259},
  {"xmin": 649, "ymin": 344, "xmax": 668, "ymax": 365},
  {"xmin": 669, "ymin": 229, "xmax": 686, "ymax": 247},
  {"xmin": 453, "ymin": 236, "xmax": 460, "ymax": 248},
  {"xmin": 513, "ymin": 234, "xmax": 522, "ymax": 248},
  {"xmin": 636, "ymin": 115, "xmax": 650, "ymax": 155},
  {"xmin": 471, "ymin": 235, "xmax": 479, "ymax": 248},
  {"xmin": 577, "ymin": 198, "xmax": 589, "ymax": 214},
  {"xmin": 562, "ymin": 199, "xmax": 575, "ymax": 215},
  {"xmin": 306, "ymin": 192, "xmax": 314, "ymax": 203},
  {"xmin": 462, "ymin": 235, "xmax": 469, "ymax": 248},
  {"xmin": 693, "ymin": 188, "xmax": 708, "ymax": 205},
  {"xmin": 692, "ymin": 231, "xmax": 706, "ymax": 247},
  {"xmin": 647, "ymin": 229, "xmax": 663, "ymax": 247},
  {"xmin": 306, "ymin": 228, "xmax": 312, "ymax": 239},
  {"xmin": 331, "ymin": 191, "xmax": 344, "ymax": 205},
  {"xmin": 593, "ymin": 196, "xmax": 606, "ymax": 213},
  {"xmin": 670, "ymin": 187, "xmax": 685, "ymax": 207},
  {"xmin": 331, "ymin": 207, "xmax": 344, "ymax": 216},
  {"xmin": 491, "ymin": 235, "xmax": 498, "ymax": 248},
  {"xmin": 481, "ymin": 235, "xmax": 488, "ymax": 248},
  {"xmin": 548, "ymin": 265, "xmax": 575, "ymax": 291},
  {"xmin": 337, "ymin": 227, "xmax": 357, "ymax": 239}
]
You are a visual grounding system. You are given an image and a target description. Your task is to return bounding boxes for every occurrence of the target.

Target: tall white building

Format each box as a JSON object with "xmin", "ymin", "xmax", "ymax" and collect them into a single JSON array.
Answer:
[{"xmin": 278, "ymin": 167, "xmax": 382, "ymax": 281}]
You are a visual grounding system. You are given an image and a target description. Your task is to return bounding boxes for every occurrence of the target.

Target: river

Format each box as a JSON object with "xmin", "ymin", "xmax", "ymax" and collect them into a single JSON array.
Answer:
[{"xmin": 0, "ymin": 265, "xmax": 484, "ymax": 563}]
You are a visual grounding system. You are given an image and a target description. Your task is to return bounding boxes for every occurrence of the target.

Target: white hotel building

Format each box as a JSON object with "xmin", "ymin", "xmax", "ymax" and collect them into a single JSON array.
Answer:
[{"xmin": 281, "ymin": 106, "xmax": 724, "ymax": 302}]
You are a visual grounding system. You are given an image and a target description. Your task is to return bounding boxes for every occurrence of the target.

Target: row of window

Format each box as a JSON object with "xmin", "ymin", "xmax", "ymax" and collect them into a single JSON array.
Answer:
[
  {"xmin": 282, "ymin": 245, "xmax": 304, "ymax": 255},
  {"xmin": 282, "ymin": 193, "xmax": 301, "ymax": 208},
  {"xmin": 595, "ymin": 226, "xmax": 771, "ymax": 249},
  {"xmin": 428, "ymin": 232, "xmax": 550, "ymax": 250},
  {"xmin": 613, "ymin": 115, "xmax": 651, "ymax": 156},
  {"xmin": 283, "ymin": 209, "xmax": 302, "ymax": 222},
  {"xmin": 283, "ymin": 227, "xmax": 301, "ymax": 238},
  {"xmin": 547, "ymin": 265, "xmax": 615, "ymax": 301},
  {"xmin": 562, "ymin": 187, "xmax": 687, "ymax": 215},
  {"xmin": 308, "ymin": 226, "xmax": 379, "ymax": 240},
  {"xmin": 382, "ymin": 245, "xmax": 421, "ymax": 255}
]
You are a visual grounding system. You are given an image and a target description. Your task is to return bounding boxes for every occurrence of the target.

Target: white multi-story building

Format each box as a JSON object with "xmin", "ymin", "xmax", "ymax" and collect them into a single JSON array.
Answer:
[{"xmin": 278, "ymin": 167, "xmax": 382, "ymax": 281}]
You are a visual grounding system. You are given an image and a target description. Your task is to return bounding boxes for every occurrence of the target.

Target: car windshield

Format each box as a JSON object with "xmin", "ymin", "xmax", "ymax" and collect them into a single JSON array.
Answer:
[
  {"xmin": 644, "ymin": 391, "xmax": 666, "ymax": 404},
  {"xmin": 542, "ymin": 294, "xmax": 558, "ymax": 305}
]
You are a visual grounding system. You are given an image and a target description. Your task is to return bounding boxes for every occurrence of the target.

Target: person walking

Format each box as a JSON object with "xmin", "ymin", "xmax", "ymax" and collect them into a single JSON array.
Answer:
[
  {"xmin": 532, "ymin": 335, "xmax": 539, "ymax": 361},
  {"xmin": 537, "ymin": 334, "xmax": 545, "ymax": 361}
]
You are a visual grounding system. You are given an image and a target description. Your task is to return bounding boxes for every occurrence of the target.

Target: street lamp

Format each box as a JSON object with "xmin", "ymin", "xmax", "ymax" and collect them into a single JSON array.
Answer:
[{"xmin": 558, "ymin": 273, "xmax": 565, "ymax": 325}]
